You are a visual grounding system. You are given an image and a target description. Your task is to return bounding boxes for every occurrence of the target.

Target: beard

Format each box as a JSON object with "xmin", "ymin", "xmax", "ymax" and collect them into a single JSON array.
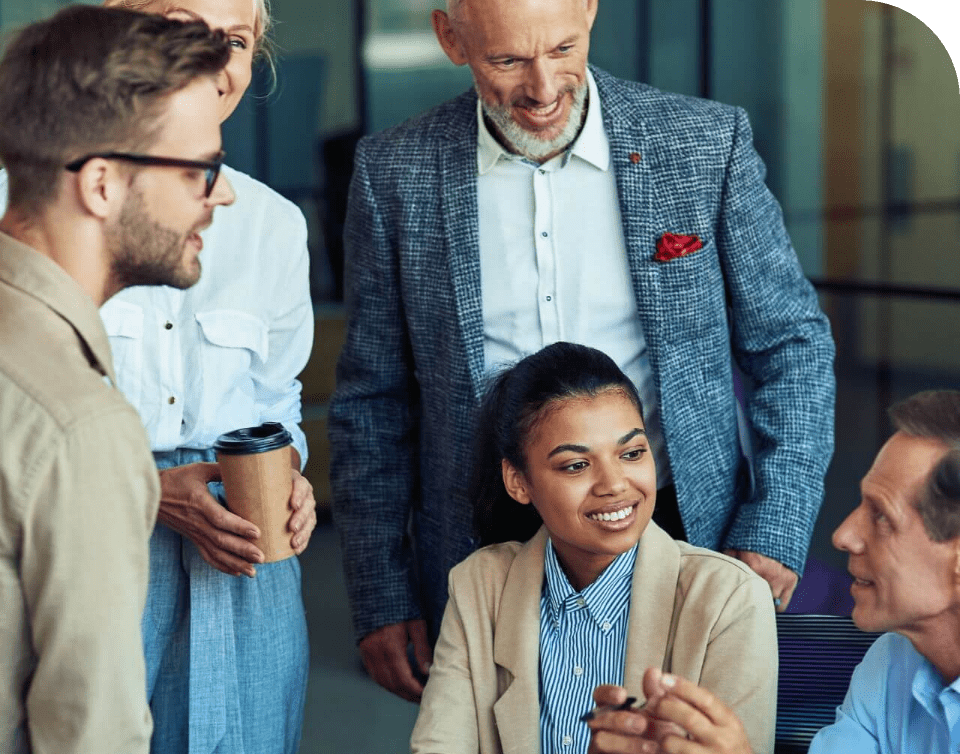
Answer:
[
  {"xmin": 479, "ymin": 80, "xmax": 589, "ymax": 163},
  {"xmin": 107, "ymin": 187, "xmax": 203, "ymax": 292}
]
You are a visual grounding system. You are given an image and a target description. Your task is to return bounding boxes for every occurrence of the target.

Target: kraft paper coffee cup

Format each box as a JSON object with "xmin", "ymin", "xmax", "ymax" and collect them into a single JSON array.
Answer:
[{"xmin": 214, "ymin": 422, "xmax": 295, "ymax": 563}]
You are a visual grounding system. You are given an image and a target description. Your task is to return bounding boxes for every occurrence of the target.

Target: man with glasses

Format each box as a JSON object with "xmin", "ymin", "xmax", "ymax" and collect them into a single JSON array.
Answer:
[{"xmin": 0, "ymin": 7, "xmax": 232, "ymax": 752}]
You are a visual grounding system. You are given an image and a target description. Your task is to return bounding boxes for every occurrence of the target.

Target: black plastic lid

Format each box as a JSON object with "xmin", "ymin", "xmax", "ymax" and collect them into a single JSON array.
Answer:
[{"xmin": 213, "ymin": 422, "xmax": 293, "ymax": 455}]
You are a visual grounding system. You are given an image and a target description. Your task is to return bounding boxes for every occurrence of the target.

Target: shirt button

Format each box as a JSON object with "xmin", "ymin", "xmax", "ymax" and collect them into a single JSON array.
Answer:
[
  {"xmin": 164, "ymin": 321, "xmax": 173, "ymax": 330},
  {"xmin": 576, "ymin": 597, "xmax": 586, "ymax": 607},
  {"xmin": 545, "ymin": 295, "xmax": 552, "ymax": 302},
  {"xmin": 541, "ymin": 231, "xmax": 548, "ymax": 238},
  {"xmin": 562, "ymin": 735, "xmax": 573, "ymax": 747},
  {"xmin": 539, "ymin": 168, "xmax": 546, "ymax": 175},
  {"xmin": 602, "ymin": 621, "xmax": 612, "ymax": 632},
  {"xmin": 573, "ymin": 666, "xmax": 583, "ymax": 677},
  {"xmin": 168, "ymin": 396, "xmax": 176, "ymax": 405}
]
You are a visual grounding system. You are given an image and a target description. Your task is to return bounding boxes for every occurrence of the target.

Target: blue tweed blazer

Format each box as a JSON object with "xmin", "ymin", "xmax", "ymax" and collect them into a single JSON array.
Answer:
[{"xmin": 329, "ymin": 66, "xmax": 836, "ymax": 641}]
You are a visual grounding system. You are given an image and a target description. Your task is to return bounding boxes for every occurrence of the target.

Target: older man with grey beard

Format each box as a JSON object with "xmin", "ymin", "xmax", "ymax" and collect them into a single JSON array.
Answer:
[{"xmin": 329, "ymin": 0, "xmax": 835, "ymax": 703}]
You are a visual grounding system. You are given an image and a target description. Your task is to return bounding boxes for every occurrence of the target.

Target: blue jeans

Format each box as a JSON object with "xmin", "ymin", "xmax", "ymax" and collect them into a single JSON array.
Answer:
[{"xmin": 143, "ymin": 448, "xmax": 309, "ymax": 754}]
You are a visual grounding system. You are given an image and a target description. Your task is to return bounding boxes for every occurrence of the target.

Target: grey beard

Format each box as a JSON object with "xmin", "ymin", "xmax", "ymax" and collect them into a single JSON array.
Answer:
[{"xmin": 479, "ymin": 81, "xmax": 588, "ymax": 163}]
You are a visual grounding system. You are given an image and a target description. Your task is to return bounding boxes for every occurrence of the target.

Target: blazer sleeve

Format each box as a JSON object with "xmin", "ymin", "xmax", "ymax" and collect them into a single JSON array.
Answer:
[
  {"xmin": 328, "ymin": 137, "xmax": 423, "ymax": 641},
  {"xmin": 696, "ymin": 570, "xmax": 778, "ymax": 754},
  {"xmin": 410, "ymin": 571, "xmax": 482, "ymax": 754},
  {"xmin": 716, "ymin": 106, "xmax": 836, "ymax": 574}
]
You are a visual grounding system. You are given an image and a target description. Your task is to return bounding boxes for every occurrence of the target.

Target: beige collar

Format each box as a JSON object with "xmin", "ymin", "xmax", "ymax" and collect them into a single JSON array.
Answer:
[
  {"xmin": 491, "ymin": 522, "xmax": 682, "ymax": 746},
  {"xmin": 0, "ymin": 231, "xmax": 116, "ymax": 385}
]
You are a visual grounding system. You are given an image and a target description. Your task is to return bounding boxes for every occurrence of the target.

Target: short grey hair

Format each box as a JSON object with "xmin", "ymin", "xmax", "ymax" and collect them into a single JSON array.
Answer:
[
  {"xmin": 889, "ymin": 390, "xmax": 960, "ymax": 541},
  {"xmin": 446, "ymin": 0, "xmax": 589, "ymax": 26}
]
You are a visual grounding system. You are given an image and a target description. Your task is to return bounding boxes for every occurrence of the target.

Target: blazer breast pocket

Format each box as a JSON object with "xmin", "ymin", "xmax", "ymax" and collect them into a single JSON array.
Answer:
[{"xmin": 654, "ymin": 239, "xmax": 729, "ymax": 344}]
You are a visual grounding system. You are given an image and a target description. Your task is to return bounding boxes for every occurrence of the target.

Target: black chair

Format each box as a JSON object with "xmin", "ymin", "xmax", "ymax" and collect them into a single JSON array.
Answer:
[{"xmin": 775, "ymin": 613, "xmax": 883, "ymax": 754}]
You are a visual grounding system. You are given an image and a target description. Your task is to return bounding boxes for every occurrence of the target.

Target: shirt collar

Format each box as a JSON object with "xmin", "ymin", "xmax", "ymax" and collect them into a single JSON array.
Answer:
[
  {"xmin": 476, "ymin": 68, "xmax": 610, "ymax": 175},
  {"xmin": 543, "ymin": 538, "xmax": 637, "ymax": 630},
  {"xmin": 912, "ymin": 653, "xmax": 960, "ymax": 719},
  {"xmin": 0, "ymin": 231, "xmax": 116, "ymax": 384}
]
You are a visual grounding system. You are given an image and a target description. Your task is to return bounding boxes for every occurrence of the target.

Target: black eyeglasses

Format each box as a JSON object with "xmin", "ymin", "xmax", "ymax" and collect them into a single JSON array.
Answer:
[{"xmin": 65, "ymin": 150, "xmax": 225, "ymax": 198}]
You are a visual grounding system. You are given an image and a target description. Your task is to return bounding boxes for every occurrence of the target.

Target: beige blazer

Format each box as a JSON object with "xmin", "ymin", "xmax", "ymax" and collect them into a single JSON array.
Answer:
[{"xmin": 411, "ymin": 523, "xmax": 777, "ymax": 754}]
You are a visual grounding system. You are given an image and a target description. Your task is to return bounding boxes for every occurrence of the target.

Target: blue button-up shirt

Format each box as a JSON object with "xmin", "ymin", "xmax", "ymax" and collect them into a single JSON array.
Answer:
[
  {"xmin": 809, "ymin": 632, "xmax": 960, "ymax": 753},
  {"xmin": 539, "ymin": 539, "xmax": 637, "ymax": 754}
]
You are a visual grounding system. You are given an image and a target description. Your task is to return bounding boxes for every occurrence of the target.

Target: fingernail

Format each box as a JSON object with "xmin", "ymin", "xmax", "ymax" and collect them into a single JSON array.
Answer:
[
  {"xmin": 662, "ymin": 673, "xmax": 676, "ymax": 688},
  {"xmin": 248, "ymin": 568, "xmax": 257, "ymax": 578},
  {"xmin": 248, "ymin": 529, "xmax": 258, "ymax": 539}
]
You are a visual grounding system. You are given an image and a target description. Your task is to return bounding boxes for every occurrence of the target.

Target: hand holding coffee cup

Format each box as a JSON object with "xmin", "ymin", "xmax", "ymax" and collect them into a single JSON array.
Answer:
[{"xmin": 214, "ymin": 422, "xmax": 297, "ymax": 563}]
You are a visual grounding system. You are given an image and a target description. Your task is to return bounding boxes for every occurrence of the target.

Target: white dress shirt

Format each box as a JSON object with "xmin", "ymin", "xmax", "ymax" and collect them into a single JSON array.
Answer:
[
  {"xmin": 476, "ymin": 70, "xmax": 669, "ymax": 484},
  {"xmin": 98, "ymin": 165, "xmax": 313, "ymax": 465}
]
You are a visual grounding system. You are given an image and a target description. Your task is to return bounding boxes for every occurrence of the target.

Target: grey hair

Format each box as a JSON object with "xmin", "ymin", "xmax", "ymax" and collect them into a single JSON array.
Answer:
[
  {"xmin": 889, "ymin": 390, "xmax": 960, "ymax": 541},
  {"xmin": 446, "ymin": 0, "xmax": 589, "ymax": 25}
]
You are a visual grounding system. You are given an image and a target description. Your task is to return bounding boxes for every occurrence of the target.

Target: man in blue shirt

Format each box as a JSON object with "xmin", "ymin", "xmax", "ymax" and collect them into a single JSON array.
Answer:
[
  {"xmin": 585, "ymin": 389, "xmax": 960, "ymax": 754},
  {"xmin": 807, "ymin": 389, "xmax": 960, "ymax": 753}
]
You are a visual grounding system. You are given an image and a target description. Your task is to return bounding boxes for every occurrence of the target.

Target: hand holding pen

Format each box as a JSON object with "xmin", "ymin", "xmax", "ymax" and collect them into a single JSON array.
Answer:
[
  {"xmin": 582, "ymin": 669, "xmax": 754, "ymax": 754},
  {"xmin": 582, "ymin": 683, "xmax": 679, "ymax": 754}
]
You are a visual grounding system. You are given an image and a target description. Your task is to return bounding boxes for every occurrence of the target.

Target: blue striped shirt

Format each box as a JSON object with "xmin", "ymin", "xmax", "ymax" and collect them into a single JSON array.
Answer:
[{"xmin": 539, "ymin": 540, "xmax": 638, "ymax": 754}]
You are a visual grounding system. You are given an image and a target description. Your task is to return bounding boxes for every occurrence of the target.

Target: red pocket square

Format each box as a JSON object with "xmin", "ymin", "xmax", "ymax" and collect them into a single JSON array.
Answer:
[{"xmin": 655, "ymin": 233, "xmax": 703, "ymax": 262}]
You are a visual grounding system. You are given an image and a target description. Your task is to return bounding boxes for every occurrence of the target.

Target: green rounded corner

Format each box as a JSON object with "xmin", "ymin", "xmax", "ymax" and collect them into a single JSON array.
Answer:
[{"xmin": 864, "ymin": 0, "xmax": 960, "ymax": 85}]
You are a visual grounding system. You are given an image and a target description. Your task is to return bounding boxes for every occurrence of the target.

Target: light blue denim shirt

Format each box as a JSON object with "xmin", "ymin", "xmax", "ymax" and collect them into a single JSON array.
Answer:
[
  {"xmin": 539, "ymin": 540, "xmax": 637, "ymax": 754},
  {"xmin": 809, "ymin": 632, "xmax": 960, "ymax": 753}
]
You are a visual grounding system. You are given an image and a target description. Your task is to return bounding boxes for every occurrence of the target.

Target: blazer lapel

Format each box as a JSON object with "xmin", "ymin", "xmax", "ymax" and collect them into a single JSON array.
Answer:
[
  {"xmin": 492, "ymin": 528, "xmax": 547, "ymax": 753},
  {"xmin": 623, "ymin": 522, "xmax": 682, "ymax": 696},
  {"xmin": 438, "ymin": 95, "xmax": 486, "ymax": 401},
  {"xmin": 593, "ymin": 68, "xmax": 666, "ymax": 374}
]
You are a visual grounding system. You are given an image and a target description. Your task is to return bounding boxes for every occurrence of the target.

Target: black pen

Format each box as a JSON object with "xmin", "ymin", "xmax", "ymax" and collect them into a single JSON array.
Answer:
[{"xmin": 580, "ymin": 696, "xmax": 645, "ymax": 722}]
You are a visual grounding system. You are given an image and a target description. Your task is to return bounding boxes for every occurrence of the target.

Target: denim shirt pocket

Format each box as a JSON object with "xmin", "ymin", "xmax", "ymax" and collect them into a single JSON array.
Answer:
[{"xmin": 195, "ymin": 310, "xmax": 269, "ymax": 404}]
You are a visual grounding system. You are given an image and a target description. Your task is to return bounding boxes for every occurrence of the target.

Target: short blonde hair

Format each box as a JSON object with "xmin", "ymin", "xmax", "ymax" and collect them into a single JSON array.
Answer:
[{"xmin": 104, "ymin": 0, "xmax": 274, "ymax": 65}]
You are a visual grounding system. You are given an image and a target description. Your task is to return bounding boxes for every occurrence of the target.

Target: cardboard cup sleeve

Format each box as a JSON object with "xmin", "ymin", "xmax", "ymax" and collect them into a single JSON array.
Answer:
[{"xmin": 214, "ymin": 423, "xmax": 296, "ymax": 562}]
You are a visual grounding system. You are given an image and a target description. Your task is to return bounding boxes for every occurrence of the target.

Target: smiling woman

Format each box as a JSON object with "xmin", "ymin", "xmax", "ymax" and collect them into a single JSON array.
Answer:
[
  {"xmin": 104, "ymin": 0, "xmax": 271, "ymax": 121},
  {"xmin": 410, "ymin": 342, "xmax": 778, "ymax": 754}
]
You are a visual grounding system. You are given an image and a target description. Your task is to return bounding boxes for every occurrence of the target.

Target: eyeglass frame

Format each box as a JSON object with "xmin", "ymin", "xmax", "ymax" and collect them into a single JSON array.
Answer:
[{"xmin": 65, "ymin": 150, "xmax": 225, "ymax": 198}]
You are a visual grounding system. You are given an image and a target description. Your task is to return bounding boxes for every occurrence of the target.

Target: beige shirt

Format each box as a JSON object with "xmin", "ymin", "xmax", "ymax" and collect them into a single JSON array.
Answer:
[
  {"xmin": 0, "ymin": 232, "xmax": 159, "ymax": 754},
  {"xmin": 412, "ymin": 524, "xmax": 778, "ymax": 754}
]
